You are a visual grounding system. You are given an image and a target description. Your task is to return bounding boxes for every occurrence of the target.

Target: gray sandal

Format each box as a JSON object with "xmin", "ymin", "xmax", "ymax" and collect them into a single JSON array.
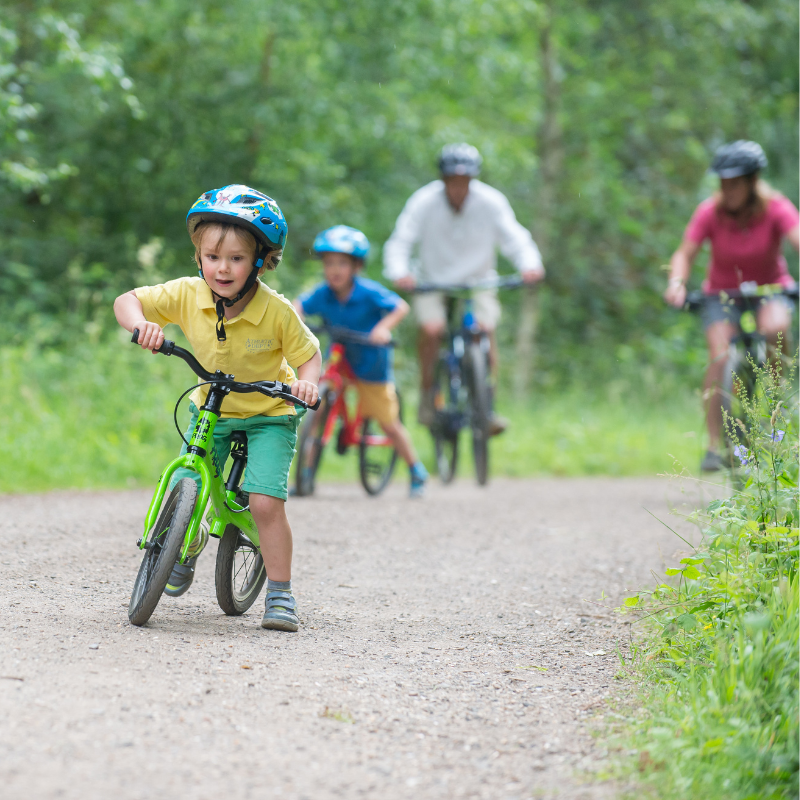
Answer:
[{"xmin": 261, "ymin": 590, "xmax": 299, "ymax": 632}]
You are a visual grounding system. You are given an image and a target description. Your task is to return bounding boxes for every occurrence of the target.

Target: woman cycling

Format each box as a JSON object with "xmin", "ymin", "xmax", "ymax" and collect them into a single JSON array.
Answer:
[{"xmin": 664, "ymin": 140, "xmax": 799, "ymax": 472}]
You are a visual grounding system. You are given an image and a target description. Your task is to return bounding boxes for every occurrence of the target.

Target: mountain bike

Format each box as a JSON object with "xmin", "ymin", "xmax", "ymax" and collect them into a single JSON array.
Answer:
[
  {"xmin": 126, "ymin": 329, "xmax": 320, "ymax": 627},
  {"xmin": 685, "ymin": 283, "xmax": 798, "ymax": 454},
  {"xmin": 294, "ymin": 326, "xmax": 403, "ymax": 497},
  {"xmin": 414, "ymin": 275, "xmax": 524, "ymax": 486}
]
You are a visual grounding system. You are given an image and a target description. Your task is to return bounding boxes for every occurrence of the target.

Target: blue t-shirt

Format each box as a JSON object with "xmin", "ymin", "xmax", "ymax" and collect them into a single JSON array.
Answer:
[{"xmin": 298, "ymin": 277, "xmax": 401, "ymax": 382}]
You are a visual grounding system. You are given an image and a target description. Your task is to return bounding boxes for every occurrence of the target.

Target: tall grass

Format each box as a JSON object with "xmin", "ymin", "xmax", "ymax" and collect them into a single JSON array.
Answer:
[
  {"xmin": 2, "ymin": 334, "xmax": 704, "ymax": 493},
  {"xmin": 618, "ymin": 357, "xmax": 799, "ymax": 799}
]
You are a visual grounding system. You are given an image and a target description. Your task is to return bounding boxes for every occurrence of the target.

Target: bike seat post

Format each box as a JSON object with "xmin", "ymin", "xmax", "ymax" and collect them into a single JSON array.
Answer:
[{"xmin": 225, "ymin": 431, "xmax": 248, "ymax": 494}]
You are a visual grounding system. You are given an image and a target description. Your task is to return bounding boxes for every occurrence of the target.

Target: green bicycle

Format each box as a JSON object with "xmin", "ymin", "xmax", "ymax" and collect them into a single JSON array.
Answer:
[{"xmin": 127, "ymin": 329, "xmax": 319, "ymax": 627}]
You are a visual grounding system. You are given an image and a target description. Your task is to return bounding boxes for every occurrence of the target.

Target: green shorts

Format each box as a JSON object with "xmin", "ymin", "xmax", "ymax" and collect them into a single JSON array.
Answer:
[{"xmin": 170, "ymin": 403, "xmax": 303, "ymax": 501}]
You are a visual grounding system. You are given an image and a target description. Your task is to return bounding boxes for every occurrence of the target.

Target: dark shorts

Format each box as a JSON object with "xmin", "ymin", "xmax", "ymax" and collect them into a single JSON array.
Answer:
[{"xmin": 701, "ymin": 295, "xmax": 793, "ymax": 330}]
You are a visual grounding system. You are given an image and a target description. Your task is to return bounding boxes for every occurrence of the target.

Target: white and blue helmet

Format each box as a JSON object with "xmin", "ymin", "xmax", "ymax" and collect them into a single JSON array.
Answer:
[{"xmin": 313, "ymin": 225, "xmax": 370, "ymax": 260}]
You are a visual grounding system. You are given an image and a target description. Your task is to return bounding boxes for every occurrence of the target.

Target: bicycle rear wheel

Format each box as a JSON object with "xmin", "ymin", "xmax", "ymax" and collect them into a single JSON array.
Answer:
[
  {"xmin": 215, "ymin": 522, "xmax": 266, "ymax": 615},
  {"xmin": 466, "ymin": 342, "xmax": 491, "ymax": 486},
  {"xmin": 358, "ymin": 391, "xmax": 403, "ymax": 495},
  {"xmin": 294, "ymin": 388, "xmax": 334, "ymax": 496},
  {"xmin": 128, "ymin": 478, "xmax": 197, "ymax": 626},
  {"xmin": 432, "ymin": 357, "xmax": 459, "ymax": 483}
]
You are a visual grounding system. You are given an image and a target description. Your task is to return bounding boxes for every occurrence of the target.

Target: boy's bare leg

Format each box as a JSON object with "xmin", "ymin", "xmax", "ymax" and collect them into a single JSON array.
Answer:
[
  {"xmin": 249, "ymin": 493, "xmax": 292, "ymax": 581},
  {"xmin": 380, "ymin": 419, "xmax": 418, "ymax": 466}
]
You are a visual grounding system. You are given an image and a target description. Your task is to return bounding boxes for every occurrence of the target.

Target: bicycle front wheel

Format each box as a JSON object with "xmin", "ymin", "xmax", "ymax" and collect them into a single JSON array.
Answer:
[
  {"xmin": 467, "ymin": 342, "xmax": 491, "ymax": 486},
  {"xmin": 128, "ymin": 478, "xmax": 197, "ymax": 626},
  {"xmin": 215, "ymin": 523, "xmax": 266, "ymax": 615},
  {"xmin": 294, "ymin": 389, "xmax": 333, "ymax": 496},
  {"xmin": 358, "ymin": 391, "xmax": 403, "ymax": 495}
]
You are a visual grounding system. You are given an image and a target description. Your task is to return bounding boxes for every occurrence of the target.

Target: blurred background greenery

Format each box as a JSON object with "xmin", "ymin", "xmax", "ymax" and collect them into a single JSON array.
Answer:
[{"xmin": 1, "ymin": 0, "xmax": 797, "ymax": 491}]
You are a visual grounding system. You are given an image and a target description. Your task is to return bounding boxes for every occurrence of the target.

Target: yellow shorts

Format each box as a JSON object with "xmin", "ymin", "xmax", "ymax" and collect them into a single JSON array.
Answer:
[{"xmin": 356, "ymin": 381, "xmax": 400, "ymax": 427}]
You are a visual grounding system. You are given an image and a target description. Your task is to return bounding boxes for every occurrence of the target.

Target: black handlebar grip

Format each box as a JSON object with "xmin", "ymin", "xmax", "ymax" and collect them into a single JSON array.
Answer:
[
  {"xmin": 131, "ymin": 327, "xmax": 175, "ymax": 355},
  {"xmin": 309, "ymin": 397, "xmax": 322, "ymax": 411}
]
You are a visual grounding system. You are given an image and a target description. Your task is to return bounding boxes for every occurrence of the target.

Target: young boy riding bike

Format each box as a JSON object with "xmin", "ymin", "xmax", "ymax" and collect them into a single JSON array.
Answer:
[
  {"xmin": 113, "ymin": 184, "xmax": 321, "ymax": 632},
  {"xmin": 294, "ymin": 225, "xmax": 429, "ymax": 497}
]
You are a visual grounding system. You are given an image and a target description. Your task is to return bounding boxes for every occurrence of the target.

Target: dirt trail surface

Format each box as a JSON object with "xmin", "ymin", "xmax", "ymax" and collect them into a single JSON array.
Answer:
[{"xmin": 0, "ymin": 477, "xmax": 711, "ymax": 800}]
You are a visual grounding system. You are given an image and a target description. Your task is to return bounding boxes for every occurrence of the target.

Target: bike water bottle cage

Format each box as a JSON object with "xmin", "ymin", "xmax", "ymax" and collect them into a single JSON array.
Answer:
[{"xmin": 187, "ymin": 184, "xmax": 288, "ymax": 341}]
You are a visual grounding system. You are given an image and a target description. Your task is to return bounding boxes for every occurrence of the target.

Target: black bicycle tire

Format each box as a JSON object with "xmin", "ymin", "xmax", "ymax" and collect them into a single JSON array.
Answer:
[
  {"xmin": 128, "ymin": 479, "xmax": 197, "ymax": 626},
  {"xmin": 358, "ymin": 391, "xmax": 403, "ymax": 496},
  {"xmin": 467, "ymin": 342, "xmax": 491, "ymax": 486},
  {"xmin": 215, "ymin": 524, "xmax": 266, "ymax": 615},
  {"xmin": 432, "ymin": 356, "xmax": 459, "ymax": 484},
  {"xmin": 294, "ymin": 389, "xmax": 334, "ymax": 496}
]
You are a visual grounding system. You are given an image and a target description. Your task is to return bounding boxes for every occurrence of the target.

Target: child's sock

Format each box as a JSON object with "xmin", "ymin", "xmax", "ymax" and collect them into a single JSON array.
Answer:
[{"xmin": 267, "ymin": 579, "xmax": 292, "ymax": 593}]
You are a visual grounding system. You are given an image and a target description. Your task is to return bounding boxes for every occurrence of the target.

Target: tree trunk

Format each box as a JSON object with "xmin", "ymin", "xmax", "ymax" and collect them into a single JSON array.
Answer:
[
  {"xmin": 514, "ymin": 5, "xmax": 563, "ymax": 397},
  {"xmin": 246, "ymin": 31, "xmax": 276, "ymax": 177}
]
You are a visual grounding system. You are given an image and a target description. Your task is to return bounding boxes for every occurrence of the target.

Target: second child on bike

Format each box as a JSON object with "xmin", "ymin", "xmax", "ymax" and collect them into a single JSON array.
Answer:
[
  {"xmin": 294, "ymin": 225, "xmax": 429, "ymax": 497},
  {"xmin": 664, "ymin": 141, "xmax": 799, "ymax": 472},
  {"xmin": 113, "ymin": 184, "xmax": 321, "ymax": 632},
  {"xmin": 382, "ymin": 143, "xmax": 545, "ymax": 432}
]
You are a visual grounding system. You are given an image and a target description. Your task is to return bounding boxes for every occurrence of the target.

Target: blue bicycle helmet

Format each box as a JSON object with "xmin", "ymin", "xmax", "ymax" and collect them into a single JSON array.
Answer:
[
  {"xmin": 186, "ymin": 184, "xmax": 289, "ymax": 341},
  {"xmin": 187, "ymin": 184, "xmax": 288, "ymax": 261},
  {"xmin": 312, "ymin": 225, "xmax": 370, "ymax": 260}
]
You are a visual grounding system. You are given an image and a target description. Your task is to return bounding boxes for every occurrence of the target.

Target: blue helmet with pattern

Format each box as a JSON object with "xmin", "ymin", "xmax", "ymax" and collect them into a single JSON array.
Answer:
[
  {"xmin": 312, "ymin": 225, "xmax": 370, "ymax": 261},
  {"xmin": 187, "ymin": 184, "xmax": 288, "ymax": 268},
  {"xmin": 187, "ymin": 184, "xmax": 289, "ymax": 341}
]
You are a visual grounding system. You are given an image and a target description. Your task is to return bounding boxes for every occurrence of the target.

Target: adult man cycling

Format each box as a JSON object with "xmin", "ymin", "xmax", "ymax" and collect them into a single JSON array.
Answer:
[
  {"xmin": 664, "ymin": 140, "xmax": 799, "ymax": 472},
  {"xmin": 383, "ymin": 143, "xmax": 545, "ymax": 431}
]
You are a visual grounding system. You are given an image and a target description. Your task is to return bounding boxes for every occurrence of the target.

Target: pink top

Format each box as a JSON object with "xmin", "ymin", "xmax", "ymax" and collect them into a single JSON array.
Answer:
[{"xmin": 685, "ymin": 195, "xmax": 799, "ymax": 293}]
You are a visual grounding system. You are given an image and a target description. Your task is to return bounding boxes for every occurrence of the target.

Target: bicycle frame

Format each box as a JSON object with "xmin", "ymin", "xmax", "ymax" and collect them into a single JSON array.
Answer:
[
  {"xmin": 316, "ymin": 343, "xmax": 393, "ymax": 449},
  {"xmin": 140, "ymin": 386, "xmax": 259, "ymax": 563},
  {"xmin": 439, "ymin": 295, "xmax": 489, "ymax": 422}
]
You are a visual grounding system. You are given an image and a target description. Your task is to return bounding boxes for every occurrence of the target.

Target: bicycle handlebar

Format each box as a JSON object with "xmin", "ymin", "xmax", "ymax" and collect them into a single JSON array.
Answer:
[
  {"xmin": 307, "ymin": 324, "xmax": 396, "ymax": 348},
  {"xmin": 130, "ymin": 330, "xmax": 321, "ymax": 411},
  {"xmin": 412, "ymin": 274, "xmax": 528, "ymax": 293},
  {"xmin": 684, "ymin": 285, "xmax": 799, "ymax": 311}
]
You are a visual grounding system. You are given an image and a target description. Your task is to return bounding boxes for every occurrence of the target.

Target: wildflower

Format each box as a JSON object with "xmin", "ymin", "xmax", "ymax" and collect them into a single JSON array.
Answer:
[
  {"xmin": 770, "ymin": 429, "xmax": 785, "ymax": 443},
  {"xmin": 733, "ymin": 445, "xmax": 751, "ymax": 467}
]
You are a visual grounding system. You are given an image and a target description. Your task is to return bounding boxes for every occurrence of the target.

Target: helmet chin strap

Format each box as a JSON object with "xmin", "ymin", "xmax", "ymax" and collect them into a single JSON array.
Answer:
[{"xmin": 198, "ymin": 248, "xmax": 266, "ymax": 342}]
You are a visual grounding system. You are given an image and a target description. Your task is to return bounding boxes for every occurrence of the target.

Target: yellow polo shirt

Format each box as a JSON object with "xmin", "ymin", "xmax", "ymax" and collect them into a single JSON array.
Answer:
[{"xmin": 136, "ymin": 277, "xmax": 319, "ymax": 418}]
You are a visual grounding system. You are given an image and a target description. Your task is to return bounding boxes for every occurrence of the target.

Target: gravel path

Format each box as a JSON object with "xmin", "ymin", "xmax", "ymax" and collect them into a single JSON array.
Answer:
[{"xmin": 0, "ymin": 477, "xmax": 711, "ymax": 800}]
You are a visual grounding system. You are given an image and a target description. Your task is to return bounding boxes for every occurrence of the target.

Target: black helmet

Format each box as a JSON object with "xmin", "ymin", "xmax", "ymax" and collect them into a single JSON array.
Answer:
[
  {"xmin": 710, "ymin": 140, "xmax": 767, "ymax": 179},
  {"xmin": 438, "ymin": 143, "xmax": 482, "ymax": 177}
]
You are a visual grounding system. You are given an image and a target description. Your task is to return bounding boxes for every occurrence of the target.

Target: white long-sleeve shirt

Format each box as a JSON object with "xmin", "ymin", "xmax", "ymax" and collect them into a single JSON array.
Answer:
[{"xmin": 383, "ymin": 179, "xmax": 543, "ymax": 285}]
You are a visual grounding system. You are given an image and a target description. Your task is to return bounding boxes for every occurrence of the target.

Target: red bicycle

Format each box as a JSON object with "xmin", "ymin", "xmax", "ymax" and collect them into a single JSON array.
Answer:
[{"xmin": 293, "ymin": 326, "xmax": 404, "ymax": 496}]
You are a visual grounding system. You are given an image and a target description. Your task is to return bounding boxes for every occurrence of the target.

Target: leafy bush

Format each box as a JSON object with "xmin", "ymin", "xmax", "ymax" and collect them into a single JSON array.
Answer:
[
  {"xmin": 0, "ymin": 334, "xmax": 703, "ymax": 493},
  {"xmin": 620, "ymin": 356, "xmax": 799, "ymax": 799}
]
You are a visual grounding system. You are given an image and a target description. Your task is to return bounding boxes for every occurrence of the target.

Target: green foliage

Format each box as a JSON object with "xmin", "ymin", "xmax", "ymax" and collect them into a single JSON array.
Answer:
[
  {"xmin": 0, "ymin": 0, "xmax": 797, "ymax": 381},
  {"xmin": 618, "ymin": 358, "xmax": 799, "ymax": 799},
  {"xmin": 0, "ymin": 337, "xmax": 702, "ymax": 493}
]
